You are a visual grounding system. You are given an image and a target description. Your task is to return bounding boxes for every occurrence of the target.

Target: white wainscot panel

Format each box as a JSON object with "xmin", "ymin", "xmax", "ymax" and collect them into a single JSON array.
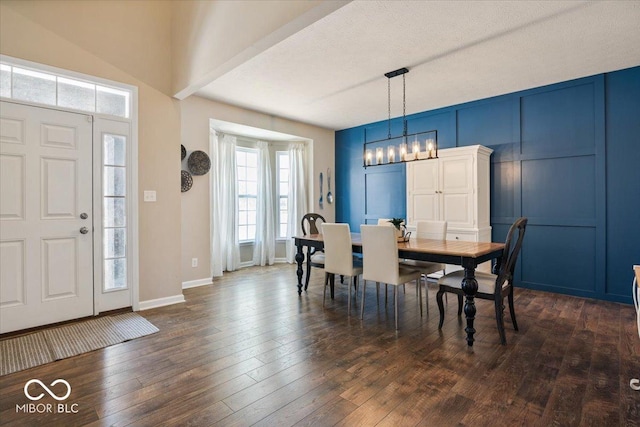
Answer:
[
  {"xmin": 41, "ymin": 123, "xmax": 77, "ymax": 149},
  {"xmin": 41, "ymin": 157, "xmax": 77, "ymax": 219},
  {"xmin": 0, "ymin": 154, "xmax": 25, "ymax": 220},
  {"xmin": 0, "ymin": 240, "xmax": 26, "ymax": 307},
  {"xmin": 41, "ymin": 237, "xmax": 78, "ymax": 300},
  {"xmin": 0, "ymin": 117, "xmax": 25, "ymax": 144}
]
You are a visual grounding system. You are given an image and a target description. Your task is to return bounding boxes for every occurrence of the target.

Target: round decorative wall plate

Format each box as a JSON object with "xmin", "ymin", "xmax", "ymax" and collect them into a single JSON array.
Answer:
[
  {"xmin": 181, "ymin": 144, "xmax": 186, "ymax": 161},
  {"xmin": 188, "ymin": 150, "xmax": 211, "ymax": 175},
  {"xmin": 181, "ymin": 170, "xmax": 193, "ymax": 192}
]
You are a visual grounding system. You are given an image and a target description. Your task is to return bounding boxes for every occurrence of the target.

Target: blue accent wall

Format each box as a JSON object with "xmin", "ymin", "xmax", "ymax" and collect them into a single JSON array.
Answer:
[{"xmin": 335, "ymin": 66, "xmax": 640, "ymax": 304}]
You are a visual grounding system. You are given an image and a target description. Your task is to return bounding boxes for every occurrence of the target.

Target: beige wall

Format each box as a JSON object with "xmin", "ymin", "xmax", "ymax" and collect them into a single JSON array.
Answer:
[
  {"xmin": 180, "ymin": 96, "xmax": 335, "ymax": 283},
  {"xmin": 4, "ymin": 0, "xmax": 172, "ymax": 95},
  {"xmin": 1, "ymin": 2, "xmax": 182, "ymax": 302}
]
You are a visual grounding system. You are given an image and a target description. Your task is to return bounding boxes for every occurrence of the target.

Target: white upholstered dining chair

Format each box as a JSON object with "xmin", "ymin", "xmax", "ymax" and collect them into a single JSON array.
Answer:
[
  {"xmin": 321, "ymin": 223, "xmax": 362, "ymax": 314},
  {"xmin": 360, "ymin": 225, "xmax": 422, "ymax": 330},
  {"xmin": 399, "ymin": 220, "xmax": 447, "ymax": 314}
]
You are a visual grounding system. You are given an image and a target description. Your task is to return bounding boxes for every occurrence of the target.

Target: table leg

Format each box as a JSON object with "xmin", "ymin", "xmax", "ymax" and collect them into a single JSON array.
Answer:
[
  {"xmin": 295, "ymin": 242, "xmax": 304, "ymax": 295},
  {"xmin": 461, "ymin": 262, "xmax": 478, "ymax": 347}
]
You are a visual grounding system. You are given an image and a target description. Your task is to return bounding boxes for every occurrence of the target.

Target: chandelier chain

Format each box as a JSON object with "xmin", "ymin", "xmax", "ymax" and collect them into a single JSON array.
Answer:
[
  {"xmin": 403, "ymin": 73, "xmax": 407, "ymax": 137},
  {"xmin": 387, "ymin": 78, "xmax": 391, "ymax": 139}
]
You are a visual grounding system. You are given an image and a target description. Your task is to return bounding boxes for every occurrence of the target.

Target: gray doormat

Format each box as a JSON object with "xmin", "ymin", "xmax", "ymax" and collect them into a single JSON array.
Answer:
[{"xmin": 0, "ymin": 312, "xmax": 158, "ymax": 376}]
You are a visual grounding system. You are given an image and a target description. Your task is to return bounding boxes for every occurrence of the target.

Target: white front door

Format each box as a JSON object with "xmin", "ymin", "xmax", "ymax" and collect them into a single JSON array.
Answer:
[{"xmin": 0, "ymin": 101, "xmax": 94, "ymax": 333}]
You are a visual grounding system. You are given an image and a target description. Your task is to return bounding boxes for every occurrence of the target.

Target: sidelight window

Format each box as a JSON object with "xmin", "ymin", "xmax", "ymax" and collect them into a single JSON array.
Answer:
[{"xmin": 103, "ymin": 134, "xmax": 127, "ymax": 290}]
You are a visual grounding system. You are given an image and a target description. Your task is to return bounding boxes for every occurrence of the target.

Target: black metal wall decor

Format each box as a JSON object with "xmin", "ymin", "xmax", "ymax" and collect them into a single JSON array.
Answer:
[
  {"xmin": 188, "ymin": 150, "xmax": 211, "ymax": 175},
  {"xmin": 181, "ymin": 170, "xmax": 193, "ymax": 192},
  {"xmin": 181, "ymin": 144, "xmax": 186, "ymax": 160}
]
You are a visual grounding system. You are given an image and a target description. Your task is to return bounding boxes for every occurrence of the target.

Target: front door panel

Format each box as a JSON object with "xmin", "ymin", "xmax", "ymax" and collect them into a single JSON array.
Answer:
[{"xmin": 0, "ymin": 101, "xmax": 93, "ymax": 333}]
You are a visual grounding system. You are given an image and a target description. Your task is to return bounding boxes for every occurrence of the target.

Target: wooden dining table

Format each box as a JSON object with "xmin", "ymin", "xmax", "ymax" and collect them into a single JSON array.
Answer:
[{"xmin": 293, "ymin": 233, "xmax": 505, "ymax": 347}]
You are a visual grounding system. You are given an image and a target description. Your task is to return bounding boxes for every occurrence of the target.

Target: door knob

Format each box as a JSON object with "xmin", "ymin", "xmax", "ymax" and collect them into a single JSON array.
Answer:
[
  {"xmin": 80, "ymin": 213, "xmax": 88, "ymax": 219},
  {"xmin": 80, "ymin": 227, "xmax": 89, "ymax": 234}
]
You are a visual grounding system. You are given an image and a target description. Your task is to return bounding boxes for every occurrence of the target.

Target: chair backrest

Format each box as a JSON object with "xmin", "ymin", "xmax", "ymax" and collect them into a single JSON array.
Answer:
[
  {"xmin": 301, "ymin": 213, "xmax": 326, "ymax": 235},
  {"xmin": 321, "ymin": 223, "xmax": 353, "ymax": 276},
  {"xmin": 361, "ymin": 225, "xmax": 400, "ymax": 284},
  {"xmin": 377, "ymin": 218, "xmax": 393, "ymax": 226},
  {"xmin": 496, "ymin": 217, "xmax": 528, "ymax": 289},
  {"xmin": 415, "ymin": 220, "xmax": 447, "ymax": 239}
]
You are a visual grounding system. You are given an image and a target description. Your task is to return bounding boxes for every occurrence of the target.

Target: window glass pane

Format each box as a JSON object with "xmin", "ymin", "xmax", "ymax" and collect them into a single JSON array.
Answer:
[
  {"xmin": 239, "ymin": 225, "xmax": 247, "ymax": 241},
  {"xmin": 104, "ymin": 134, "xmax": 126, "ymax": 166},
  {"xmin": 104, "ymin": 166, "xmax": 126, "ymax": 196},
  {"xmin": 237, "ymin": 166, "xmax": 246, "ymax": 181},
  {"xmin": 279, "ymin": 197, "xmax": 287, "ymax": 210},
  {"xmin": 238, "ymin": 197, "xmax": 247, "ymax": 210},
  {"xmin": 58, "ymin": 77, "xmax": 95, "ymax": 111},
  {"xmin": 239, "ymin": 211, "xmax": 247, "ymax": 224},
  {"xmin": 12, "ymin": 67, "xmax": 56, "ymax": 105},
  {"xmin": 104, "ymin": 198, "xmax": 126, "ymax": 227},
  {"xmin": 280, "ymin": 168, "xmax": 289, "ymax": 181},
  {"xmin": 247, "ymin": 225, "xmax": 256, "ymax": 240},
  {"xmin": 246, "ymin": 182, "xmax": 257, "ymax": 196},
  {"xmin": 236, "ymin": 151, "xmax": 246, "ymax": 166},
  {"xmin": 247, "ymin": 210, "xmax": 256, "ymax": 225},
  {"xmin": 238, "ymin": 181, "xmax": 247, "ymax": 194},
  {"xmin": 247, "ymin": 167, "xmax": 257, "ymax": 181},
  {"xmin": 104, "ymin": 258, "xmax": 127, "ymax": 290},
  {"xmin": 104, "ymin": 228, "xmax": 126, "ymax": 258},
  {"xmin": 246, "ymin": 152, "xmax": 257, "ymax": 167},
  {"xmin": 279, "ymin": 183, "xmax": 288, "ymax": 196},
  {"xmin": 0, "ymin": 64, "xmax": 10, "ymax": 98},
  {"xmin": 96, "ymin": 85, "xmax": 129, "ymax": 118},
  {"xmin": 280, "ymin": 211, "xmax": 288, "ymax": 224},
  {"xmin": 247, "ymin": 197, "xmax": 256, "ymax": 211},
  {"xmin": 280, "ymin": 224, "xmax": 287, "ymax": 237}
]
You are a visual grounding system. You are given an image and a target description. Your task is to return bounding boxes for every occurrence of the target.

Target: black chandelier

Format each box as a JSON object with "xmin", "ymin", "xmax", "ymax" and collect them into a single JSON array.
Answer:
[{"xmin": 363, "ymin": 67, "xmax": 437, "ymax": 168}]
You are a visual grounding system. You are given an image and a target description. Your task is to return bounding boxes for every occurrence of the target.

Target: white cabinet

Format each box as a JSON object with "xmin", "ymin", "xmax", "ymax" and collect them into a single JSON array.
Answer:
[{"xmin": 406, "ymin": 145, "xmax": 493, "ymax": 271}]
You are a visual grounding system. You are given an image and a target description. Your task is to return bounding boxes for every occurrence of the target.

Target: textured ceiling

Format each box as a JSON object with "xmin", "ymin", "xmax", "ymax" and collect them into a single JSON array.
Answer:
[{"xmin": 195, "ymin": 0, "xmax": 640, "ymax": 130}]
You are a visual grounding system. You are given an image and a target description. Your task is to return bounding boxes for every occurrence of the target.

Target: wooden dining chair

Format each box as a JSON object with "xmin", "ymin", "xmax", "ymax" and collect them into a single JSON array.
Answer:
[
  {"xmin": 436, "ymin": 217, "xmax": 528, "ymax": 344},
  {"xmin": 321, "ymin": 223, "xmax": 362, "ymax": 314},
  {"xmin": 301, "ymin": 213, "xmax": 326, "ymax": 290},
  {"xmin": 360, "ymin": 225, "xmax": 422, "ymax": 330},
  {"xmin": 400, "ymin": 220, "xmax": 447, "ymax": 314}
]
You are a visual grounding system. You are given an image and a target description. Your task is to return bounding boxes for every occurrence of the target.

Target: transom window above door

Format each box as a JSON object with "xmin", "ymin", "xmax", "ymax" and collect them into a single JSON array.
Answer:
[{"xmin": 0, "ymin": 62, "xmax": 130, "ymax": 118}]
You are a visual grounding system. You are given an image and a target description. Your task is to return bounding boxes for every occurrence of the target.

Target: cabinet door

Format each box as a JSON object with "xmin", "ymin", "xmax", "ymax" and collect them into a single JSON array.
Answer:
[
  {"xmin": 407, "ymin": 161, "xmax": 440, "ymax": 223},
  {"xmin": 440, "ymin": 155, "xmax": 474, "ymax": 228}
]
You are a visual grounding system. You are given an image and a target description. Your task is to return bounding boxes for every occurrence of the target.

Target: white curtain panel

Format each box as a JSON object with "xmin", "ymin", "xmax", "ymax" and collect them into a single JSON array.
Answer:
[
  {"xmin": 252, "ymin": 141, "xmax": 275, "ymax": 266},
  {"xmin": 286, "ymin": 142, "xmax": 308, "ymax": 263},
  {"xmin": 210, "ymin": 131, "xmax": 240, "ymax": 277}
]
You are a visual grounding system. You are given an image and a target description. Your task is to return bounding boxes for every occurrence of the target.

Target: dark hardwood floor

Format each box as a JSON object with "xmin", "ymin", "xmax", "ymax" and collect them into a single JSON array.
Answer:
[{"xmin": 1, "ymin": 264, "xmax": 638, "ymax": 426}]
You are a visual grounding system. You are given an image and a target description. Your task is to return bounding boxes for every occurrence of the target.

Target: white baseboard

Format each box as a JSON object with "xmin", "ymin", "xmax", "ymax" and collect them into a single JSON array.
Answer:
[
  {"xmin": 138, "ymin": 294, "xmax": 185, "ymax": 310},
  {"xmin": 182, "ymin": 278, "xmax": 213, "ymax": 289},
  {"xmin": 239, "ymin": 258, "xmax": 288, "ymax": 268}
]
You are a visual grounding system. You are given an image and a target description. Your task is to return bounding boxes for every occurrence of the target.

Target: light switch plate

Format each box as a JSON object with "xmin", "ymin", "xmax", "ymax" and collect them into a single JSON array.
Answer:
[{"xmin": 143, "ymin": 190, "xmax": 156, "ymax": 202}]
